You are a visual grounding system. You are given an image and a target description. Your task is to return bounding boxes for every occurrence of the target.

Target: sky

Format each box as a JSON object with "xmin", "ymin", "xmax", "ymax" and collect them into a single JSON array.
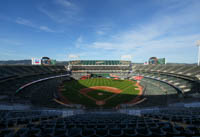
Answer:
[{"xmin": 0, "ymin": 0, "xmax": 200, "ymax": 63}]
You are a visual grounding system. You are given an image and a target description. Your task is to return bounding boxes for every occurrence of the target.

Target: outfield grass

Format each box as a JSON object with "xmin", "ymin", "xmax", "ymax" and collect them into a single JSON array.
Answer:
[{"xmin": 62, "ymin": 78, "xmax": 140, "ymax": 108}]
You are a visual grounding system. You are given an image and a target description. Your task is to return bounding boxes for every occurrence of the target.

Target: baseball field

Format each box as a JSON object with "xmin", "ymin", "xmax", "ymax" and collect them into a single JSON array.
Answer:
[{"xmin": 60, "ymin": 78, "xmax": 141, "ymax": 108}]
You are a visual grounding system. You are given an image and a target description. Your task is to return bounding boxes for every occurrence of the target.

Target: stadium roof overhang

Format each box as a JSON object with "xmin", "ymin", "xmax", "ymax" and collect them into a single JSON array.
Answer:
[{"xmin": 71, "ymin": 65, "xmax": 130, "ymax": 66}]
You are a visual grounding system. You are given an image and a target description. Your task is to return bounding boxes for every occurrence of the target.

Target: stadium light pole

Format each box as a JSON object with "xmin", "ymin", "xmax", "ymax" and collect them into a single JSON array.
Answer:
[{"xmin": 196, "ymin": 40, "xmax": 200, "ymax": 66}]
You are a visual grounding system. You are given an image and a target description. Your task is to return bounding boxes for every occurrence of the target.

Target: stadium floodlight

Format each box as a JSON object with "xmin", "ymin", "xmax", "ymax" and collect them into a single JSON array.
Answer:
[{"xmin": 196, "ymin": 40, "xmax": 200, "ymax": 66}]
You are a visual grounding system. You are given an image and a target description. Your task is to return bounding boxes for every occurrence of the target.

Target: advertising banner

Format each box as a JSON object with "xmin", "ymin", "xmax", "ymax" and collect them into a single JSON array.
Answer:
[
  {"xmin": 32, "ymin": 58, "xmax": 41, "ymax": 65},
  {"xmin": 158, "ymin": 58, "xmax": 166, "ymax": 64}
]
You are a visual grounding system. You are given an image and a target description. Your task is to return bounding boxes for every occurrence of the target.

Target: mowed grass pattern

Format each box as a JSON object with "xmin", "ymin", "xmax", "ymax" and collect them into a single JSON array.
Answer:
[{"xmin": 62, "ymin": 78, "xmax": 140, "ymax": 108}]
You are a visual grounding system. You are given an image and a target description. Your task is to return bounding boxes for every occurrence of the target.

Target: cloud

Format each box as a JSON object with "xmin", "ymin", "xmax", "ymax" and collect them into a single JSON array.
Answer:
[
  {"xmin": 77, "ymin": 36, "xmax": 83, "ymax": 43},
  {"xmin": 88, "ymin": 0, "xmax": 200, "ymax": 58},
  {"xmin": 95, "ymin": 24, "xmax": 113, "ymax": 36},
  {"xmin": 196, "ymin": 40, "xmax": 200, "ymax": 46},
  {"xmin": 54, "ymin": 54, "xmax": 67, "ymax": 61},
  {"xmin": 16, "ymin": 17, "xmax": 35, "ymax": 27},
  {"xmin": 0, "ymin": 38, "xmax": 23, "ymax": 46},
  {"xmin": 75, "ymin": 0, "xmax": 200, "ymax": 63},
  {"xmin": 39, "ymin": 26, "xmax": 54, "ymax": 32},
  {"xmin": 0, "ymin": 48, "xmax": 32, "ymax": 60},
  {"xmin": 96, "ymin": 30, "xmax": 105, "ymax": 35},
  {"xmin": 121, "ymin": 55, "xmax": 132, "ymax": 60},
  {"xmin": 68, "ymin": 54, "xmax": 79, "ymax": 60},
  {"xmin": 55, "ymin": 0, "xmax": 75, "ymax": 8},
  {"xmin": 75, "ymin": 36, "xmax": 83, "ymax": 48},
  {"xmin": 38, "ymin": 0, "xmax": 80, "ymax": 23},
  {"xmin": 15, "ymin": 17, "xmax": 55, "ymax": 32},
  {"xmin": 92, "ymin": 42, "xmax": 116, "ymax": 50}
]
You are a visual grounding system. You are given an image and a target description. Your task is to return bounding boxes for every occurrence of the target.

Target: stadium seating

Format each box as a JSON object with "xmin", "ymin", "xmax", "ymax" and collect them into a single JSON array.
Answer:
[
  {"xmin": 0, "ymin": 65, "xmax": 66, "ymax": 81},
  {"xmin": 139, "ymin": 72, "xmax": 194, "ymax": 93},
  {"xmin": 132, "ymin": 64, "xmax": 200, "ymax": 80},
  {"xmin": 0, "ymin": 63, "xmax": 200, "ymax": 137},
  {"xmin": 131, "ymin": 64, "xmax": 200, "ymax": 95},
  {"xmin": 1, "ymin": 108, "xmax": 200, "ymax": 137},
  {"xmin": 70, "ymin": 60, "xmax": 131, "ymax": 74},
  {"xmin": 0, "ymin": 65, "xmax": 68, "ymax": 106},
  {"xmin": 71, "ymin": 66, "xmax": 131, "ymax": 72},
  {"xmin": 20, "ymin": 77, "xmax": 69, "ymax": 108},
  {"xmin": 70, "ymin": 60, "xmax": 131, "ymax": 66}
]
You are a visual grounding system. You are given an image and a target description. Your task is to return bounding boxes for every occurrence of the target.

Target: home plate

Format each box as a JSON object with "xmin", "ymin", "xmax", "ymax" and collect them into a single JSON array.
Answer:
[
  {"xmin": 96, "ymin": 101, "xmax": 105, "ymax": 105},
  {"xmin": 98, "ymin": 93, "xmax": 103, "ymax": 96}
]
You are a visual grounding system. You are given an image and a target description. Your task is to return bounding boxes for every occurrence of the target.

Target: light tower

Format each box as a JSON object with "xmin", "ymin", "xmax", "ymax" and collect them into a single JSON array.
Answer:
[{"xmin": 196, "ymin": 40, "xmax": 200, "ymax": 66}]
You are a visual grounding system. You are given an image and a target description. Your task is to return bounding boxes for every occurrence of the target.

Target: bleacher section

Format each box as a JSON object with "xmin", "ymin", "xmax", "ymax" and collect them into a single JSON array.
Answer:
[
  {"xmin": 70, "ymin": 60, "xmax": 131, "ymax": 74},
  {"xmin": 70, "ymin": 60, "xmax": 130, "ymax": 66}
]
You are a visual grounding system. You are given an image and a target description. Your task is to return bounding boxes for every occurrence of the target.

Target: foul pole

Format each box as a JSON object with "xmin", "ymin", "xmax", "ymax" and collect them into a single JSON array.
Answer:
[{"xmin": 196, "ymin": 40, "xmax": 200, "ymax": 66}]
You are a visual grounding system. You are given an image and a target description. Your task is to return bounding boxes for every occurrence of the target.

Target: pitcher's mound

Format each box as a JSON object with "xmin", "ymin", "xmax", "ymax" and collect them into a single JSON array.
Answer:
[{"xmin": 98, "ymin": 93, "xmax": 103, "ymax": 96}]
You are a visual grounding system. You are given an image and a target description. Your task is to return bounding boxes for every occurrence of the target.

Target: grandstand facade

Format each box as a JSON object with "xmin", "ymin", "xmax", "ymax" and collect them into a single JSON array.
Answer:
[{"xmin": 69, "ymin": 60, "xmax": 131, "ymax": 79}]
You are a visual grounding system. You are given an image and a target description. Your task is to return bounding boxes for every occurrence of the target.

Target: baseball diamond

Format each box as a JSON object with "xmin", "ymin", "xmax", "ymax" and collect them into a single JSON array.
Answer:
[{"xmin": 59, "ymin": 78, "xmax": 141, "ymax": 108}]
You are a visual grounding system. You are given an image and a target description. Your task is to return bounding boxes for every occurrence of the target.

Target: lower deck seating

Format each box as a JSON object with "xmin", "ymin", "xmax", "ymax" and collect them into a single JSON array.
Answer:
[
  {"xmin": 0, "ymin": 72, "xmax": 69, "ymax": 108},
  {"xmin": 0, "ymin": 73, "xmax": 64, "ymax": 95},
  {"xmin": 1, "ymin": 109, "xmax": 200, "ymax": 137},
  {"xmin": 132, "ymin": 72, "xmax": 198, "ymax": 95}
]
